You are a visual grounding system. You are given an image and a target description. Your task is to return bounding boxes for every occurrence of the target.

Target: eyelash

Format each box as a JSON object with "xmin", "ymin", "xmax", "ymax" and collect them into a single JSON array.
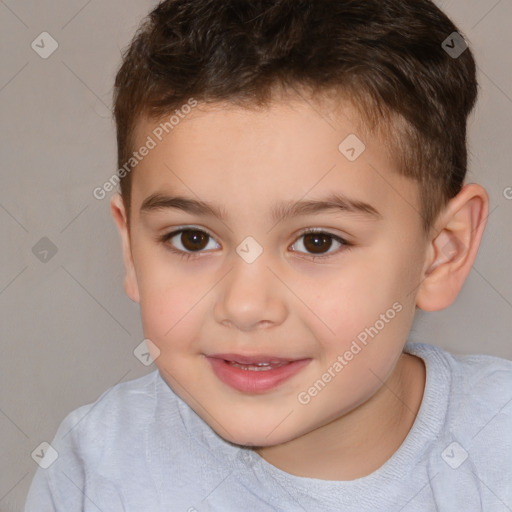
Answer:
[{"xmin": 158, "ymin": 227, "xmax": 352, "ymax": 262}]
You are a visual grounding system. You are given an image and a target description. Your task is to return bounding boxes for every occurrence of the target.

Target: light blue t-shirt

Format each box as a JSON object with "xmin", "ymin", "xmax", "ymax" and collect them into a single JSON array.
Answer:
[{"xmin": 25, "ymin": 342, "xmax": 512, "ymax": 511}]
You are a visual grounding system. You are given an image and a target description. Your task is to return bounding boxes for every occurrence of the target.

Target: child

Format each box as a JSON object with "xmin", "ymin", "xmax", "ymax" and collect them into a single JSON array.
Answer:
[{"xmin": 25, "ymin": 0, "xmax": 512, "ymax": 510}]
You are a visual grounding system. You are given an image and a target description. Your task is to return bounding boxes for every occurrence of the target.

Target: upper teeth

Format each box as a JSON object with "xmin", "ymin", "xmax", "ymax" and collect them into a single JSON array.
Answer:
[
  {"xmin": 228, "ymin": 361, "xmax": 286, "ymax": 371},
  {"xmin": 230, "ymin": 361, "xmax": 275, "ymax": 366}
]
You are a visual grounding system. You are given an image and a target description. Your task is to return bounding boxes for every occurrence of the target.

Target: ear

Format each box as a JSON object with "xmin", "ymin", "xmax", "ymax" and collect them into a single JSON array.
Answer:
[
  {"xmin": 110, "ymin": 193, "xmax": 140, "ymax": 303},
  {"xmin": 416, "ymin": 183, "xmax": 489, "ymax": 311}
]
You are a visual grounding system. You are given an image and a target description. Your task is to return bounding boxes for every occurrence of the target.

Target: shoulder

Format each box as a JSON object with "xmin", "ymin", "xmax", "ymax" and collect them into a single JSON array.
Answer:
[
  {"xmin": 54, "ymin": 370, "xmax": 161, "ymax": 462},
  {"xmin": 442, "ymin": 347, "xmax": 512, "ymax": 433},
  {"xmin": 25, "ymin": 371, "xmax": 165, "ymax": 510},
  {"xmin": 405, "ymin": 343, "xmax": 512, "ymax": 506},
  {"xmin": 406, "ymin": 342, "xmax": 512, "ymax": 436},
  {"xmin": 406, "ymin": 342, "xmax": 512, "ymax": 404}
]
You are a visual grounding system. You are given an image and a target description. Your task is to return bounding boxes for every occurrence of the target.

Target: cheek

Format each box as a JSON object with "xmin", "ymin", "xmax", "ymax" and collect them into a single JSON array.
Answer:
[
  {"xmin": 309, "ymin": 246, "xmax": 418, "ymax": 356},
  {"xmin": 135, "ymin": 253, "xmax": 205, "ymax": 345}
]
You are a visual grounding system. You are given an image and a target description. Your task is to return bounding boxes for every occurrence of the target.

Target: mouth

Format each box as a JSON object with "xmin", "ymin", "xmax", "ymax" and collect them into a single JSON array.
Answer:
[
  {"xmin": 225, "ymin": 360, "xmax": 288, "ymax": 371},
  {"xmin": 206, "ymin": 353, "xmax": 311, "ymax": 393}
]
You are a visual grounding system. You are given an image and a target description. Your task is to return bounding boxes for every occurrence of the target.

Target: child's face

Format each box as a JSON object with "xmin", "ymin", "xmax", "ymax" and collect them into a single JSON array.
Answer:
[{"xmin": 116, "ymin": 95, "xmax": 430, "ymax": 446}]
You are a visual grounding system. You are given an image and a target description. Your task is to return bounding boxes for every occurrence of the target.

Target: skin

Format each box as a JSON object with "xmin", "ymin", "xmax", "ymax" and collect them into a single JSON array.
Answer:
[{"xmin": 111, "ymin": 92, "xmax": 488, "ymax": 480}]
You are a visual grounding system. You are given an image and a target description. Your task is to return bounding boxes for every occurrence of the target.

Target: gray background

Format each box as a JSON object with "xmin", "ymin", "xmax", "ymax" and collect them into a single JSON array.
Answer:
[{"xmin": 0, "ymin": 0, "xmax": 511, "ymax": 509}]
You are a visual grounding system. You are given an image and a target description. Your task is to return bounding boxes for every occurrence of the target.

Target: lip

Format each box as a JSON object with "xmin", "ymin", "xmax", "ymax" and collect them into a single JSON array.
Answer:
[{"xmin": 206, "ymin": 353, "xmax": 311, "ymax": 393}]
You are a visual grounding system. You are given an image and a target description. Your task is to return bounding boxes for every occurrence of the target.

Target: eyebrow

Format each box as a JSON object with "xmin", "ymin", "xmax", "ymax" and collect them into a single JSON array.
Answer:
[{"xmin": 140, "ymin": 192, "xmax": 382, "ymax": 223}]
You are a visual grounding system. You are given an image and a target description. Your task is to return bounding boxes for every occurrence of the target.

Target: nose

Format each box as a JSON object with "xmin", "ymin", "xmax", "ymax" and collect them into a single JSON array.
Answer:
[{"xmin": 213, "ymin": 250, "xmax": 288, "ymax": 332}]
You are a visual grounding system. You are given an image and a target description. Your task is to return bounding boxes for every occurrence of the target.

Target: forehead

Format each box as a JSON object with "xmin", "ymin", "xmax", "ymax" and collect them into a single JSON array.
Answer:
[{"xmin": 129, "ymin": 97, "xmax": 420, "ymax": 226}]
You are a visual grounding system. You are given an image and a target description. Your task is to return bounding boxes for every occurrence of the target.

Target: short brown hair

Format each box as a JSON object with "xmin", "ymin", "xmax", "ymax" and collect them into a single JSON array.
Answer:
[{"xmin": 113, "ymin": 0, "xmax": 477, "ymax": 233}]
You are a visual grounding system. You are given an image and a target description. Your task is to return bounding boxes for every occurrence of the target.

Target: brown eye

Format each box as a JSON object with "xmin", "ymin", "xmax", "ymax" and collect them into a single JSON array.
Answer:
[
  {"xmin": 302, "ymin": 233, "xmax": 334, "ymax": 254},
  {"xmin": 178, "ymin": 230, "xmax": 210, "ymax": 251},
  {"xmin": 162, "ymin": 228, "xmax": 219, "ymax": 255},
  {"xmin": 290, "ymin": 230, "xmax": 348, "ymax": 258}
]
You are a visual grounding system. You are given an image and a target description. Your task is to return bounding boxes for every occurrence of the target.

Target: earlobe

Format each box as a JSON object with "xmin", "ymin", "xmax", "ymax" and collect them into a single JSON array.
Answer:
[
  {"xmin": 110, "ymin": 194, "xmax": 140, "ymax": 304},
  {"xmin": 416, "ymin": 184, "xmax": 489, "ymax": 311}
]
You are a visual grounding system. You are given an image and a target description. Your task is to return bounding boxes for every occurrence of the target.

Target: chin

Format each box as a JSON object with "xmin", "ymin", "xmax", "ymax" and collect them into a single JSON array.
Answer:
[
  {"xmin": 223, "ymin": 433, "xmax": 286, "ymax": 448},
  {"xmin": 212, "ymin": 415, "xmax": 314, "ymax": 449},
  {"xmin": 207, "ymin": 420, "xmax": 285, "ymax": 447}
]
